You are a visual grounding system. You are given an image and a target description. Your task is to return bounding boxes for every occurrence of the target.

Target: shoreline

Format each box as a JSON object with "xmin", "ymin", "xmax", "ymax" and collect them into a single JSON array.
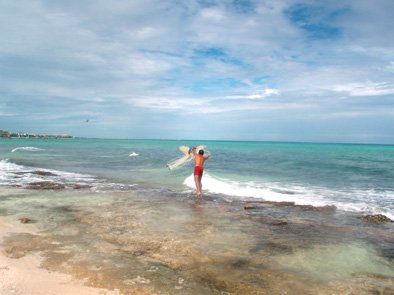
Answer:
[{"xmin": 0, "ymin": 215, "xmax": 119, "ymax": 295}]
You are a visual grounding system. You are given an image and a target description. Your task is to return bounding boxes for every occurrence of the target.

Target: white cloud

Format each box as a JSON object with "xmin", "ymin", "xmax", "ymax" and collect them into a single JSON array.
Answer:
[
  {"xmin": 333, "ymin": 82, "xmax": 394, "ymax": 96},
  {"xmin": 134, "ymin": 26, "xmax": 161, "ymax": 39},
  {"xmin": 200, "ymin": 7, "xmax": 226, "ymax": 22},
  {"xmin": 125, "ymin": 53, "xmax": 173, "ymax": 75},
  {"xmin": 126, "ymin": 96, "xmax": 204, "ymax": 110},
  {"xmin": 226, "ymin": 88, "xmax": 280, "ymax": 100},
  {"xmin": 387, "ymin": 61, "xmax": 394, "ymax": 72},
  {"xmin": 1, "ymin": 0, "xmax": 394, "ymax": 141},
  {"xmin": 252, "ymin": 88, "xmax": 280, "ymax": 99}
]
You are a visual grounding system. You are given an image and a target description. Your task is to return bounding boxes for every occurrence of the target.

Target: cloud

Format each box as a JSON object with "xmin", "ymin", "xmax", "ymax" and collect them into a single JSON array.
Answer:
[
  {"xmin": 125, "ymin": 96, "xmax": 204, "ymax": 110},
  {"xmin": 200, "ymin": 7, "xmax": 226, "ymax": 22},
  {"xmin": 226, "ymin": 88, "xmax": 280, "ymax": 100},
  {"xmin": 0, "ymin": 0, "xmax": 394, "ymax": 142},
  {"xmin": 333, "ymin": 82, "xmax": 394, "ymax": 96}
]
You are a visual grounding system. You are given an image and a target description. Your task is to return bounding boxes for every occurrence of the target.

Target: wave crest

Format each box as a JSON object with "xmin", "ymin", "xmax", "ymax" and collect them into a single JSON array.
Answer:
[
  {"xmin": 11, "ymin": 147, "xmax": 45, "ymax": 153},
  {"xmin": 183, "ymin": 173, "xmax": 394, "ymax": 219}
]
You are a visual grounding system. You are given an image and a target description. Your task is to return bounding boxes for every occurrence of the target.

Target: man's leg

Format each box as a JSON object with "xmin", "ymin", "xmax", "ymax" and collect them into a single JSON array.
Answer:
[
  {"xmin": 194, "ymin": 175, "xmax": 200, "ymax": 194},
  {"xmin": 198, "ymin": 174, "xmax": 203, "ymax": 194}
]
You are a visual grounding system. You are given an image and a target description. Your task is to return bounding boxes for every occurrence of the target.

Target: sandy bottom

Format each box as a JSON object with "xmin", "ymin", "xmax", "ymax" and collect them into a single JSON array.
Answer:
[{"xmin": 0, "ymin": 216, "xmax": 119, "ymax": 295}]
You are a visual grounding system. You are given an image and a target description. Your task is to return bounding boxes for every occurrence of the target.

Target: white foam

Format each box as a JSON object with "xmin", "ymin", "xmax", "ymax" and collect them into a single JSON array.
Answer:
[
  {"xmin": 11, "ymin": 147, "xmax": 45, "ymax": 153},
  {"xmin": 129, "ymin": 152, "xmax": 139, "ymax": 157},
  {"xmin": 0, "ymin": 159, "xmax": 123, "ymax": 190},
  {"xmin": 183, "ymin": 173, "xmax": 394, "ymax": 219}
]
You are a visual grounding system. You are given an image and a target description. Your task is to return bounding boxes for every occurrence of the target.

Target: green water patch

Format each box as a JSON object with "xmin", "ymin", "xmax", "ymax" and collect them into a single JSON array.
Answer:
[{"xmin": 273, "ymin": 242, "xmax": 394, "ymax": 281}]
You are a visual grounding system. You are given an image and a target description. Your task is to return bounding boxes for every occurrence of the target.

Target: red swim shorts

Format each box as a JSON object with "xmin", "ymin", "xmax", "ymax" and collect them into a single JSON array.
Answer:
[{"xmin": 194, "ymin": 166, "xmax": 204, "ymax": 176}]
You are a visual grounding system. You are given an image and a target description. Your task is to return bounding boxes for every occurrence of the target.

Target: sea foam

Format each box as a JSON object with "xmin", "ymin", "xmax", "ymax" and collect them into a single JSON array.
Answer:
[
  {"xmin": 129, "ymin": 152, "xmax": 139, "ymax": 157},
  {"xmin": 183, "ymin": 173, "xmax": 394, "ymax": 219},
  {"xmin": 0, "ymin": 159, "xmax": 132, "ymax": 191},
  {"xmin": 11, "ymin": 146, "xmax": 45, "ymax": 153}
]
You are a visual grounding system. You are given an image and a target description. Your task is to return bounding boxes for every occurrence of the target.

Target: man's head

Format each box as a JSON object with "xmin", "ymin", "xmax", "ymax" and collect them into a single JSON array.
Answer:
[{"xmin": 198, "ymin": 149, "xmax": 204, "ymax": 155}]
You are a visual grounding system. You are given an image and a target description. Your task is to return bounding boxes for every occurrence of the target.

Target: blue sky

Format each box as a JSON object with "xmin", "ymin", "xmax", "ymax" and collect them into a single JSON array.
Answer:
[{"xmin": 1, "ymin": 0, "xmax": 393, "ymax": 143}]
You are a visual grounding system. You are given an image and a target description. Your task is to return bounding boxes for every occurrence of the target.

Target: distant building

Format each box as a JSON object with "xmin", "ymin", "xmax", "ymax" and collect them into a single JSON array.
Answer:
[
  {"xmin": 0, "ymin": 130, "xmax": 72, "ymax": 138},
  {"xmin": 0, "ymin": 130, "xmax": 11, "ymax": 138}
]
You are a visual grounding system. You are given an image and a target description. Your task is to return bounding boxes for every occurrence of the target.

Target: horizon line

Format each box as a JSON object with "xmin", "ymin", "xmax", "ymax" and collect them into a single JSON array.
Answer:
[{"xmin": 69, "ymin": 136, "xmax": 394, "ymax": 146}]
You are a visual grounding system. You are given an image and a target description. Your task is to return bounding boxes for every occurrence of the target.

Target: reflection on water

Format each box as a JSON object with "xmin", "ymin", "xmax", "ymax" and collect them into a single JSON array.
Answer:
[{"xmin": 0, "ymin": 187, "xmax": 393, "ymax": 294}]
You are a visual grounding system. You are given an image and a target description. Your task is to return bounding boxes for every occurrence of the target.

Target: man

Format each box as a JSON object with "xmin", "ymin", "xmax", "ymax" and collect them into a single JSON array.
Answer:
[{"xmin": 192, "ymin": 147, "xmax": 211, "ymax": 195}]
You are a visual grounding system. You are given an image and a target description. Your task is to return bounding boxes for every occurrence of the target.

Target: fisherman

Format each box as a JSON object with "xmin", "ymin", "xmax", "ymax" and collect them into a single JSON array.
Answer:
[{"xmin": 192, "ymin": 147, "xmax": 211, "ymax": 195}]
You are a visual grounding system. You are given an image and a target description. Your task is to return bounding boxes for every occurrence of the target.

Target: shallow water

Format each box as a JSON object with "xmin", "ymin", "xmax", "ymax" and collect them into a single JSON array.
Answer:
[{"xmin": 1, "ymin": 186, "xmax": 393, "ymax": 294}]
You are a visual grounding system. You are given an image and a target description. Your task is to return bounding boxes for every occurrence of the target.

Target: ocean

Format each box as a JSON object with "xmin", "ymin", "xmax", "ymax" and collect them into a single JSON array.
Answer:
[
  {"xmin": 0, "ymin": 138, "xmax": 393, "ymax": 293},
  {"xmin": 1, "ymin": 138, "xmax": 393, "ymax": 219}
]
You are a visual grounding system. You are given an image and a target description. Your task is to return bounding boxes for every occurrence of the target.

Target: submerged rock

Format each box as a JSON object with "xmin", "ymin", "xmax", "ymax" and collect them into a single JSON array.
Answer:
[
  {"xmin": 18, "ymin": 217, "xmax": 32, "ymax": 224},
  {"xmin": 244, "ymin": 205, "xmax": 257, "ymax": 210},
  {"xmin": 72, "ymin": 184, "xmax": 92, "ymax": 189},
  {"xmin": 296, "ymin": 204, "xmax": 336, "ymax": 212},
  {"xmin": 2, "ymin": 233, "xmax": 56, "ymax": 259},
  {"xmin": 270, "ymin": 221, "xmax": 288, "ymax": 226},
  {"xmin": 27, "ymin": 181, "xmax": 65, "ymax": 190},
  {"xmin": 31, "ymin": 170, "xmax": 57, "ymax": 176},
  {"xmin": 359, "ymin": 214, "xmax": 393, "ymax": 223}
]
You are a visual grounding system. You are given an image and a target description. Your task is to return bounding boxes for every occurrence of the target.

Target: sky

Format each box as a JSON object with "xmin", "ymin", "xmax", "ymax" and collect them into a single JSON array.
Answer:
[{"xmin": 1, "ymin": 0, "xmax": 394, "ymax": 143}]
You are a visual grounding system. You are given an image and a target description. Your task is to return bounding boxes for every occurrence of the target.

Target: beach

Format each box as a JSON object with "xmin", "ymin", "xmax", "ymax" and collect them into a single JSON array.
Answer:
[
  {"xmin": 0, "ymin": 138, "xmax": 393, "ymax": 294},
  {"xmin": 0, "ymin": 215, "xmax": 120, "ymax": 295}
]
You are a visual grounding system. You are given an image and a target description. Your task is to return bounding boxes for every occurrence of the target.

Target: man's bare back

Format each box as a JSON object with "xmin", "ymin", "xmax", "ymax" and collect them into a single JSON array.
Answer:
[{"xmin": 194, "ymin": 154, "xmax": 207, "ymax": 167}]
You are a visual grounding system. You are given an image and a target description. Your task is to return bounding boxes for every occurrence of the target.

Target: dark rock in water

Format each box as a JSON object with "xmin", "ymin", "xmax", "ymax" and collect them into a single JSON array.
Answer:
[
  {"xmin": 244, "ymin": 205, "xmax": 257, "ymax": 210},
  {"xmin": 54, "ymin": 205, "xmax": 78, "ymax": 213},
  {"xmin": 31, "ymin": 170, "xmax": 57, "ymax": 176},
  {"xmin": 265, "ymin": 241, "xmax": 293, "ymax": 253},
  {"xmin": 72, "ymin": 184, "xmax": 92, "ymax": 190},
  {"xmin": 262, "ymin": 201, "xmax": 295, "ymax": 207},
  {"xmin": 270, "ymin": 221, "xmax": 288, "ymax": 226},
  {"xmin": 259, "ymin": 201, "xmax": 336, "ymax": 212},
  {"xmin": 18, "ymin": 217, "xmax": 32, "ymax": 224},
  {"xmin": 230, "ymin": 258, "xmax": 250, "ymax": 268},
  {"xmin": 297, "ymin": 204, "xmax": 336, "ymax": 212},
  {"xmin": 130, "ymin": 250, "xmax": 146, "ymax": 256},
  {"xmin": 27, "ymin": 181, "xmax": 65, "ymax": 190},
  {"xmin": 359, "ymin": 214, "xmax": 393, "ymax": 223}
]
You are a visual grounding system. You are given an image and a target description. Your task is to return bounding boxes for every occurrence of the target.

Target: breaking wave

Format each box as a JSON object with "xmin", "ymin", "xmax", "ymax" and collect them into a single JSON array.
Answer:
[
  {"xmin": 0, "ymin": 159, "xmax": 135, "ymax": 191},
  {"xmin": 183, "ymin": 173, "xmax": 394, "ymax": 219}
]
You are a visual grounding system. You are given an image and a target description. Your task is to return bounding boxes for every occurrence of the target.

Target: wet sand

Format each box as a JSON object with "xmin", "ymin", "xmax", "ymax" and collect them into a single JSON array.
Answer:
[
  {"xmin": 0, "ymin": 187, "xmax": 393, "ymax": 294},
  {"xmin": 0, "ymin": 216, "xmax": 119, "ymax": 295}
]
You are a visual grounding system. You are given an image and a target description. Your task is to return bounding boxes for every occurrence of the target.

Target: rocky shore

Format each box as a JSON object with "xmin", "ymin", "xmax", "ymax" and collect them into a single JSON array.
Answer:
[{"xmin": 0, "ymin": 186, "xmax": 393, "ymax": 294}]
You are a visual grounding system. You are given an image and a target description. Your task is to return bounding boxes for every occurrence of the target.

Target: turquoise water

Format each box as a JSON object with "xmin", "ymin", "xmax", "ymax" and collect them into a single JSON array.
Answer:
[{"xmin": 1, "ymin": 138, "xmax": 393, "ymax": 218}]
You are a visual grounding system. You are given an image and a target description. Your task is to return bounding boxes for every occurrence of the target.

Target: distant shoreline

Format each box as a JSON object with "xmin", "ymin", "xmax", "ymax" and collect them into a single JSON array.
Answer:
[
  {"xmin": 0, "ymin": 130, "xmax": 73, "ymax": 139},
  {"xmin": 54, "ymin": 137, "xmax": 394, "ymax": 146},
  {"xmin": 1, "ymin": 133, "xmax": 393, "ymax": 145}
]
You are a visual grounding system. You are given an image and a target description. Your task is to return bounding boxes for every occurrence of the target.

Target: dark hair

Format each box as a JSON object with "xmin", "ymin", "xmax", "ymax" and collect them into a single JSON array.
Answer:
[{"xmin": 198, "ymin": 149, "xmax": 204, "ymax": 155}]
